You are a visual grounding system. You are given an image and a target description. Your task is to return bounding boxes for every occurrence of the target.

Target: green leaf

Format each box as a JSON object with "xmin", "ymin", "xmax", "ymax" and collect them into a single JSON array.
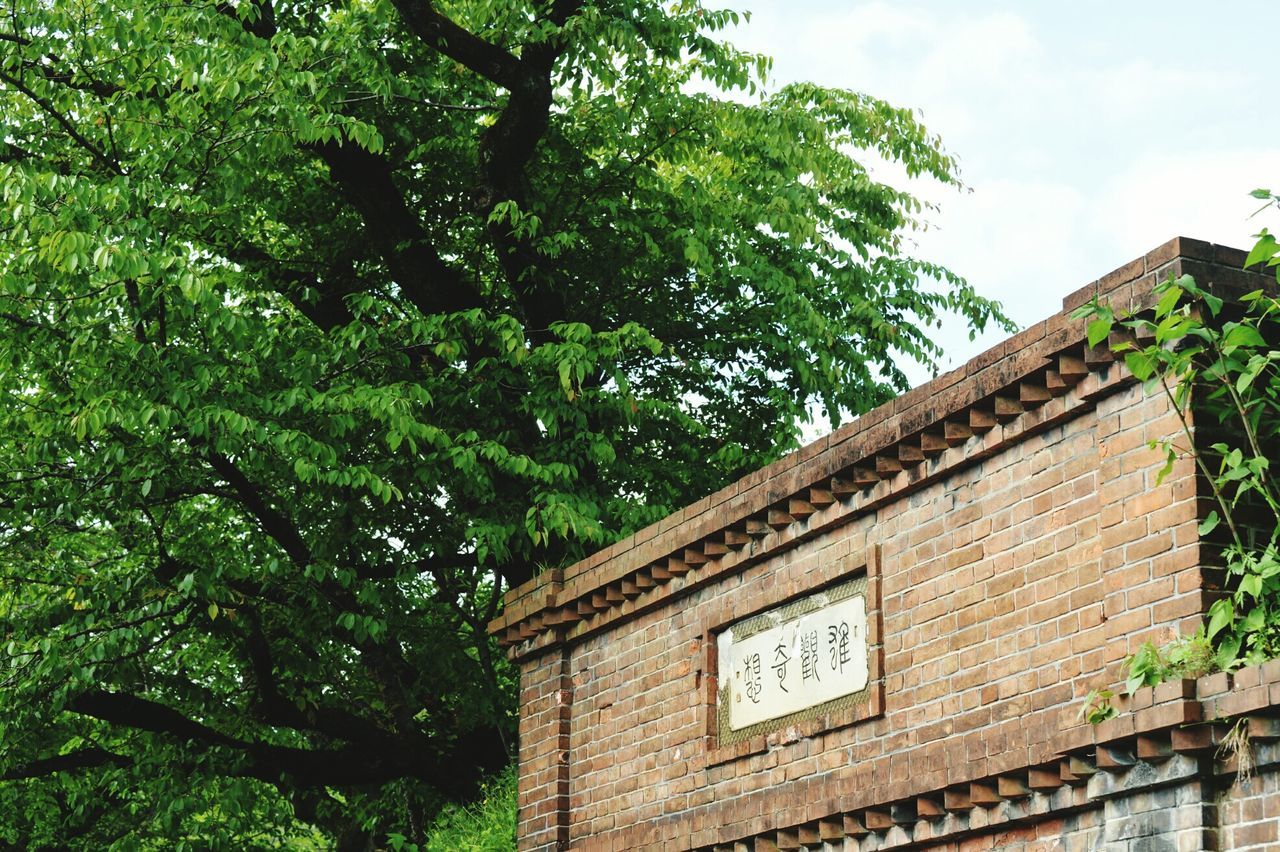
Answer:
[
  {"xmin": 1245, "ymin": 232, "xmax": 1279, "ymax": 269},
  {"xmin": 1124, "ymin": 351, "xmax": 1153, "ymax": 381},
  {"xmin": 1154, "ymin": 284, "xmax": 1181, "ymax": 318},
  {"xmin": 1086, "ymin": 317, "xmax": 1112, "ymax": 349},
  {"xmin": 1207, "ymin": 598, "xmax": 1234, "ymax": 639},
  {"xmin": 1216, "ymin": 635, "xmax": 1242, "ymax": 670},
  {"xmin": 1198, "ymin": 511, "xmax": 1220, "ymax": 536},
  {"xmin": 1222, "ymin": 323, "xmax": 1265, "ymax": 351}
]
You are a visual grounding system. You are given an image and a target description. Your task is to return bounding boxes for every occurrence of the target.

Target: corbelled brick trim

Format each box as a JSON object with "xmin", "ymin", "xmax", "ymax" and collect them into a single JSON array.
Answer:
[
  {"xmin": 492, "ymin": 236, "xmax": 1278, "ymax": 851},
  {"xmin": 697, "ymin": 662, "xmax": 1280, "ymax": 851}
]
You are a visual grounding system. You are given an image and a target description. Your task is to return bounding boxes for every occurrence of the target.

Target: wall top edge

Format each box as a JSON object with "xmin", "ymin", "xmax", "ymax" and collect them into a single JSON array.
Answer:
[{"xmin": 488, "ymin": 237, "xmax": 1266, "ymax": 642}]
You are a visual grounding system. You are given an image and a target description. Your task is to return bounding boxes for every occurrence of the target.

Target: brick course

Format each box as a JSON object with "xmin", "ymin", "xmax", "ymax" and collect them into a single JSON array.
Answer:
[{"xmin": 493, "ymin": 238, "xmax": 1280, "ymax": 850}]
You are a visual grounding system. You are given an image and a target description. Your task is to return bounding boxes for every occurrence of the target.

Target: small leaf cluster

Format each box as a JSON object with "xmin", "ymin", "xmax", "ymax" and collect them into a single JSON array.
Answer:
[{"xmin": 1123, "ymin": 631, "xmax": 1216, "ymax": 695}]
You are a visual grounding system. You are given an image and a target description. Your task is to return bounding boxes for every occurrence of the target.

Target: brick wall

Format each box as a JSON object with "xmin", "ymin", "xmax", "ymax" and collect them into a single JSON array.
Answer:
[
  {"xmin": 492, "ymin": 237, "xmax": 1278, "ymax": 850},
  {"xmin": 1220, "ymin": 758, "xmax": 1280, "ymax": 850},
  {"xmin": 518, "ymin": 649, "xmax": 572, "ymax": 849}
]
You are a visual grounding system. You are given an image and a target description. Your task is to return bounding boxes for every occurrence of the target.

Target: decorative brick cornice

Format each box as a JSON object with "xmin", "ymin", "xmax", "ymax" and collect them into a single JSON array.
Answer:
[
  {"xmin": 683, "ymin": 661, "xmax": 1280, "ymax": 851},
  {"xmin": 489, "ymin": 237, "xmax": 1268, "ymax": 659}
]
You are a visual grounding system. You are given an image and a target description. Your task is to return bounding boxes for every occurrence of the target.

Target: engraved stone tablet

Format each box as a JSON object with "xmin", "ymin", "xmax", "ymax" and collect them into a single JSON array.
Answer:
[{"xmin": 718, "ymin": 586, "xmax": 868, "ymax": 731}]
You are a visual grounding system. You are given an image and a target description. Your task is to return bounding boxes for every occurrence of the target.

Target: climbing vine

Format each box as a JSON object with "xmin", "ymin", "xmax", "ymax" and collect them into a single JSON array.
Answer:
[{"xmin": 1077, "ymin": 189, "xmax": 1280, "ymax": 700}]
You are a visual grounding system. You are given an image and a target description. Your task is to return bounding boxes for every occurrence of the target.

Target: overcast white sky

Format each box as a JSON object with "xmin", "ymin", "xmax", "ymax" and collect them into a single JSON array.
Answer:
[{"xmin": 721, "ymin": 1, "xmax": 1280, "ymax": 385}]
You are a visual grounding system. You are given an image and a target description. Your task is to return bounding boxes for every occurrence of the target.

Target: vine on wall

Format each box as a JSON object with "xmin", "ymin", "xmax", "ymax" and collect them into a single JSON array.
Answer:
[{"xmin": 1077, "ymin": 190, "xmax": 1280, "ymax": 712}]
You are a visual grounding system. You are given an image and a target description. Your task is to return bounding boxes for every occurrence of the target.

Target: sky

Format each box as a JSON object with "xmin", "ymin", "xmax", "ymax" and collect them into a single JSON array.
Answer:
[{"xmin": 720, "ymin": 1, "xmax": 1280, "ymax": 386}]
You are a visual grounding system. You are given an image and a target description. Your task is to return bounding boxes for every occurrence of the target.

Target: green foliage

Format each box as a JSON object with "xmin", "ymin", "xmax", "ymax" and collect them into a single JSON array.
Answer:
[
  {"xmin": 0, "ymin": 0, "xmax": 1009, "ymax": 846},
  {"xmin": 1079, "ymin": 688, "xmax": 1117, "ymax": 725},
  {"xmin": 1076, "ymin": 188, "xmax": 1280, "ymax": 692},
  {"xmin": 1123, "ymin": 631, "xmax": 1216, "ymax": 695},
  {"xmin": 416, "ymin": 764, "xmax": 516, "ymax": 852}
]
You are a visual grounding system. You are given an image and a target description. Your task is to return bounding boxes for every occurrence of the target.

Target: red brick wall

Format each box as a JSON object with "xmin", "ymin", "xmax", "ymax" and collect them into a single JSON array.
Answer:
[
  {"xmin": 1220, "ymin": 762, "xmax": 1280, "ymax": 849},
  {"xmin": 555, "ymin": 379, "xmax": 1198, "ymax": 849},
  {"xmin": 494, "ymin": 238, "xmax": 1275, "ymax": 850},
  {"xmin": 518, "ymin": 650, "xmax": 572, "ymax": 849}
]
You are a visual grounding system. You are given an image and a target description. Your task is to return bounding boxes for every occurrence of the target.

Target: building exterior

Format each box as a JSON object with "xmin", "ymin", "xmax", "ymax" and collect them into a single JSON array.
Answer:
[{"xmin": 489, "ymin": 237, "xmax": 1280, "ymax": 851}]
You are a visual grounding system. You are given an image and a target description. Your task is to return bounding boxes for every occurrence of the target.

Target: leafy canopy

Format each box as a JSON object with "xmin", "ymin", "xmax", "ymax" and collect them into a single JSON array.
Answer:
[{"xmin": 0, "ymin": 0, "xmax": 1006, "ymax": 846}]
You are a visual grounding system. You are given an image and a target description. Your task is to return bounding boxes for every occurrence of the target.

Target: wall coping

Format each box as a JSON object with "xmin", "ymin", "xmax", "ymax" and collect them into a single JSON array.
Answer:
[{"xmin": 488, "ymin": 236, "xmax": 1266, "ymax": 656}]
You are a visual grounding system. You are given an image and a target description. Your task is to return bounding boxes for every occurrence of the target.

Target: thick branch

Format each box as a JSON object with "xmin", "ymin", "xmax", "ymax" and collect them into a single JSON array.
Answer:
[
  {"xmin": 71, "ymin": 691, "xmax": 241, "ymax": 748},
  {"xmin": 0, "ymin": 140, "xmax": 33, "ymax": 163},
  {"xmin": 481, "ymin": 0, "xmax": 581, "ymax": 195},
  {"xmin": 223, "ymin": 240, "xmax": 357, "ymax": 330},
  {"xmin": 476, "ymin": 1, "xmax": 583, "ymax": 331},
  {"xmin": 123, "ymin": 280, "xmax": 147, "ymax": 344},
  {"xmin": 0, "ymin": 30, "xmax": 121, "ymax": 98},
  {"xmin": 2, "ymin": 747, "xmax": 131, "ymax": 780},
  {"xmin": 21, "ymin": 58, "xmax": 121, "ymax": 99},
  {"xmin": 204, "ymin": 451, "xmax": 312, "ymax": 567},
  {"xmin": 198, "ymin": 3, "xmax": 482, "ymax": 322},
  {"xmin": 355, "ymin": 552, "xmax": 474, "ymax": 580},
  {"xmin": 67, "ymin": 687, "xmax": 462, "ymax": 788},
  {"xmin": 238, "ymin": 613, "xmax": 386, "ymax": 744},
  {"xmin": 214, "ymin": 0, "xmax": 277, "ymax": 40},
  {"xmin": 0, "ymin": 310, "xmax": 71, "ymax": 341},
  {"xmin": 387, "ymin": 0, "xmax": 524, "ymax": 89},
  {"xmin": 309, "ymin": 140, "xmax": 482, "ymax": 317},
  {"xmin": 0, "ymin": 68, "xmax": 122, "ymax": 175}
]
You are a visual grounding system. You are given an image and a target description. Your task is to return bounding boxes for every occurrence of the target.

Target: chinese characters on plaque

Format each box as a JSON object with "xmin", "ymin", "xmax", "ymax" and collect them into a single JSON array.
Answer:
[{"xmin": 718, "ymin": 592, "xmax": 868, "ymax": 731}]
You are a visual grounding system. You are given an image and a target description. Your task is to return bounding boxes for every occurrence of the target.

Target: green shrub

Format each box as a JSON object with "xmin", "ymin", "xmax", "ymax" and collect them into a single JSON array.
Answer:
[{"xmin": 408, "ymin": 765, "xmax": 517, "ymax": 852}]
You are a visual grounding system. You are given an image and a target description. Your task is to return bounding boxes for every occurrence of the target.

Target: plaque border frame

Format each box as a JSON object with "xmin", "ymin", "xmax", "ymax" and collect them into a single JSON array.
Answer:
[{"xmin": 702, "ymin": 545, "xmax": 885, "ymax": 767}]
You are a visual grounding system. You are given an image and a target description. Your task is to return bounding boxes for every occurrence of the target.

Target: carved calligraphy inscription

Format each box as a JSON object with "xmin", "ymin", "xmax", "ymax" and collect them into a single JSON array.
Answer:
[{"xmin": 718, "ymin": 591, "xmax": 868, "ymax": 731}]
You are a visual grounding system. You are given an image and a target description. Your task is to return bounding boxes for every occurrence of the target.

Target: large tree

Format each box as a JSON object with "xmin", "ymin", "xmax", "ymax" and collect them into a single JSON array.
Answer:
[{"xmin": 0, "ymin": 0, "xmax": 1006, "ymax": 846}]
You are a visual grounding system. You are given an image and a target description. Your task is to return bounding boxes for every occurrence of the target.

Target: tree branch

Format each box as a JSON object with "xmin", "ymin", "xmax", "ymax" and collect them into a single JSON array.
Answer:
[
  {"xmin": 2, "ymin": 747, "xmax": 131, "ymax": 780},
  {"xmin": 67, "ymin": 687, "xmax": 462, "ymax": 789},
  {"xmin": 70, "ymin": 690, "xmax": 242, "ymax": 748},
  {"xmin": 355, "ymin": 552, "xmax": 475, "ymax": 581},
  {"xmin": 308, "ymin": 140, "xmax": 482, "ymax": 317},
  {"xmin": 214, "ymin": 0, "xmax": 277, "ymax": 41},
  {"xmin": 197, "ymin": 4, "xmax": 482, "ymax": 322},
  {"xmin": 221, "ymin": 239, "xmax": 357, "ymax": 330},
  {"xmin": 204, "ymin": 451, "xmax": 312, "ymax": 567},
  {"xmin": 0, "ymin": 68, "xmax": 122, "ymax": 175},
  {"xmin": 475, "ymin": 0, "xmax": 583, "ymax": 331},
  {"xmin": 16, "ymin": 55, "xmax": 122, "ymax": 99},
  {"xmin": 237, "ymin": 612, "xmax": 383, "ymax": 744},
  {"xmin": 387, "ymin": 0, "xmax": 524, "ymax": 89}
]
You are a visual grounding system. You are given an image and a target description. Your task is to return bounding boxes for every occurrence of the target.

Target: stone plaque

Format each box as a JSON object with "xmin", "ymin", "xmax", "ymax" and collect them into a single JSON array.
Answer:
[{"xmin": 718, "ymin": 587, "xmax": 868, "ymax": 731}]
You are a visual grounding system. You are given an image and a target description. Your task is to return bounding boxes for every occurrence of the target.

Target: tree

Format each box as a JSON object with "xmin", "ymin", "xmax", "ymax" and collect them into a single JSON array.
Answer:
[{"xmin": 0, "ymin": 0, "xmax": 1007, "ymax": 846}]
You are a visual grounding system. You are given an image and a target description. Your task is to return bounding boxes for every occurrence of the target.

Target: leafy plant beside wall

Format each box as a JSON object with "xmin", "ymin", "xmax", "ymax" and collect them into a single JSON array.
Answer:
[{"xmin": 1076, "ymin": 189, "xmax": 1280, "ymax": 702}]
